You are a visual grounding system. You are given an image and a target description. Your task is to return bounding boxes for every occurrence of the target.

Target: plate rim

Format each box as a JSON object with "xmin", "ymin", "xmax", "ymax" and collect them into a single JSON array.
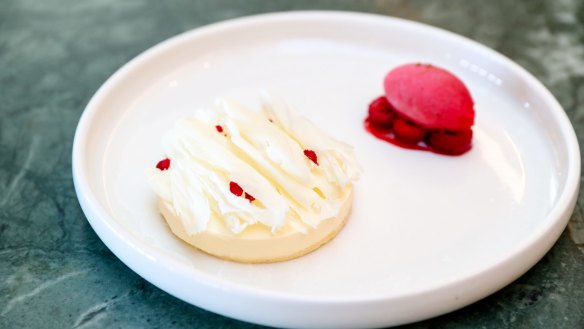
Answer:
[{"xmin": 72, "ymin": 10, "xmax": 581, "ymax": 327}]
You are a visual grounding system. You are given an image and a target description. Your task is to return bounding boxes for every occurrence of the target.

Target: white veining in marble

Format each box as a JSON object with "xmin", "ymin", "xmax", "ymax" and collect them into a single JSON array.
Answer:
[{"xmin": 1, "ymin": 270, "xmax": 87, "ymax": 317}]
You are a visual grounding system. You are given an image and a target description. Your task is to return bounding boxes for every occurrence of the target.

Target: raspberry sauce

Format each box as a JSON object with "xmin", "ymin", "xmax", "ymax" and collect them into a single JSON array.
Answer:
[{"xmin": 364, "ymin": 118, "xmax": 471, "ymax": 156}]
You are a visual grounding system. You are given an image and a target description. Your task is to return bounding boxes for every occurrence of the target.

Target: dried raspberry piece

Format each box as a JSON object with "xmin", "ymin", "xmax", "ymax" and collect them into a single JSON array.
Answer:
[
  {"xmin": 427, "ymin": 129, "xmax": 473, "ymax": 155},
  {"xmin": 229, "ymin": 182, "xmax": 256, "ymax": 203},
  {"xmin": 303, "ymin": 149, "xmax": 319, "ymax": 165},
  {"xmin": 392, "ymin": 117, "xmax": 427, "ymax": 144},
  {"xmin": 244, "ymin": 192, "xmax": 255, "ymax": 202},
  {"xmin": 367, "ymin": 96, "xmax": 395, "ymax": 128},
  {"xmin": 229, "ymin": 181, "xmax": 243, "ymax": 197},
  {"xmin": 215, "ymin": 125, "xmax": 224, "ymax": 133},
  {"xmin": 156, "ymin": 158, "xmax": 171, "ymax": 171}
]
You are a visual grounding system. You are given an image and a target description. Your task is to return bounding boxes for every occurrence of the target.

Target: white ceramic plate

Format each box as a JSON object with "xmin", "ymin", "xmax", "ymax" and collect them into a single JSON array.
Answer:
[{"xmin": 72, "ymin": 11, "xmax": 580, "ymax": 328}]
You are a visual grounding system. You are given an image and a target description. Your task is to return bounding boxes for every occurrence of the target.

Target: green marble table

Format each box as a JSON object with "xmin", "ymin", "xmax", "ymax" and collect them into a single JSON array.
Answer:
[{"xmin": 2, "ymin": 1, "xmax": 584, "ymax": 328}]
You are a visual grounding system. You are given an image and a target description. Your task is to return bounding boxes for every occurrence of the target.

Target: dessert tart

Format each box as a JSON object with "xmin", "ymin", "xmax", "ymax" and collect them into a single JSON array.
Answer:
[{"xmin": 148, "ymin": 92, "xmax": 361, "ymax": 263}]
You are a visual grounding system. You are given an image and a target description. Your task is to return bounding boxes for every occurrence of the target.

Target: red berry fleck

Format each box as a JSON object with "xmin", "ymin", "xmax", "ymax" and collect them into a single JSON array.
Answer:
[
  {"xmin": 229, "ymin": 182, "xmax": 257, "ymax": 203},
  {"xmin": 303, "ymin": 149, "xmax": 319, "ymax": 165},
  {"xmin": 215, "ymin": 125, "xmax": 224, "ymax": 133},
  {"xmin": 156, "ymin": 158, "xmax": 171, "ymax": 171},
  {"xmin": 229, "ymin": 181, "xmax": 244, "ymax": 197},
  {"xmin": 367, "ymin": 96, "xmax": 395, "ymax": 128},
  {"xmin": 244, "ymin": 192, "xmax": 255, "ymax": 202},
  {"xmin": 427, "ymin": 129, "xmax": 473, "ymax": 155}
]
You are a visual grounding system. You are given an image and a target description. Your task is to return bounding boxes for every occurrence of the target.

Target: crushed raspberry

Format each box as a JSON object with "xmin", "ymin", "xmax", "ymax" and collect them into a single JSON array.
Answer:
[
  {"xmin": 244, "ymin": 192, "xmax": 255, "ymax": 202},
  {"xmin": 229, "ymin": 181, "xmax": 243, "ymax": 196},
  {"xmin": 364, "ymin": 96, "xmax": 473, "ymax": 155},
  {"xmin": 368, "ymin": 96, "xmax": 395, "ymax": 128},
  {"xmin": 156, "ymin": 158, "xmax": 171, "ymax": 171},
  {"xmin": 427, "ymin": 129, "xmax": 473, "ymax": 155},
  {"xmin": 392, "ymin": 117, "xmax": 427, "ymax": 144},
  {"xmin": 215, "ymin": 125, "xmax": 224, "ymax": 133},
  {"xmin": 303, "ymin": 150, "xmax": 319, "ymax": 165}
]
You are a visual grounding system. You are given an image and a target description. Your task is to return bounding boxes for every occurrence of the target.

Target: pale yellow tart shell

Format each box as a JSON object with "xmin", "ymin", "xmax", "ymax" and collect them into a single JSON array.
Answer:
[{"xmin": 159, "ymin": 190, "xmax": 353, "ymax": 263}]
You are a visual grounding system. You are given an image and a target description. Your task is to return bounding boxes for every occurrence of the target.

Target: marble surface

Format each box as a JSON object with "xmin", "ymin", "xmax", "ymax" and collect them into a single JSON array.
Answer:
[{"xmin": 1, "ymin": 0, "xmax": 584, "ymax": 328}]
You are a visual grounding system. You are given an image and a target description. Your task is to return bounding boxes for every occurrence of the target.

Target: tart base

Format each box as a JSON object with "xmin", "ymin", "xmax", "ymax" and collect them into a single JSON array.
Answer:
[{"xmin": 158, "ymin": 190, "xmax": 353, "ymax": 263}]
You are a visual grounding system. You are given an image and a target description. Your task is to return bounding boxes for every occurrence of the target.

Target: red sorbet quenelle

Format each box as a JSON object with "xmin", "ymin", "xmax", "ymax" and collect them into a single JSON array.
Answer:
[{"xmin": 365, "ymin": 63, "xmax": 475, "ymax": 155}]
